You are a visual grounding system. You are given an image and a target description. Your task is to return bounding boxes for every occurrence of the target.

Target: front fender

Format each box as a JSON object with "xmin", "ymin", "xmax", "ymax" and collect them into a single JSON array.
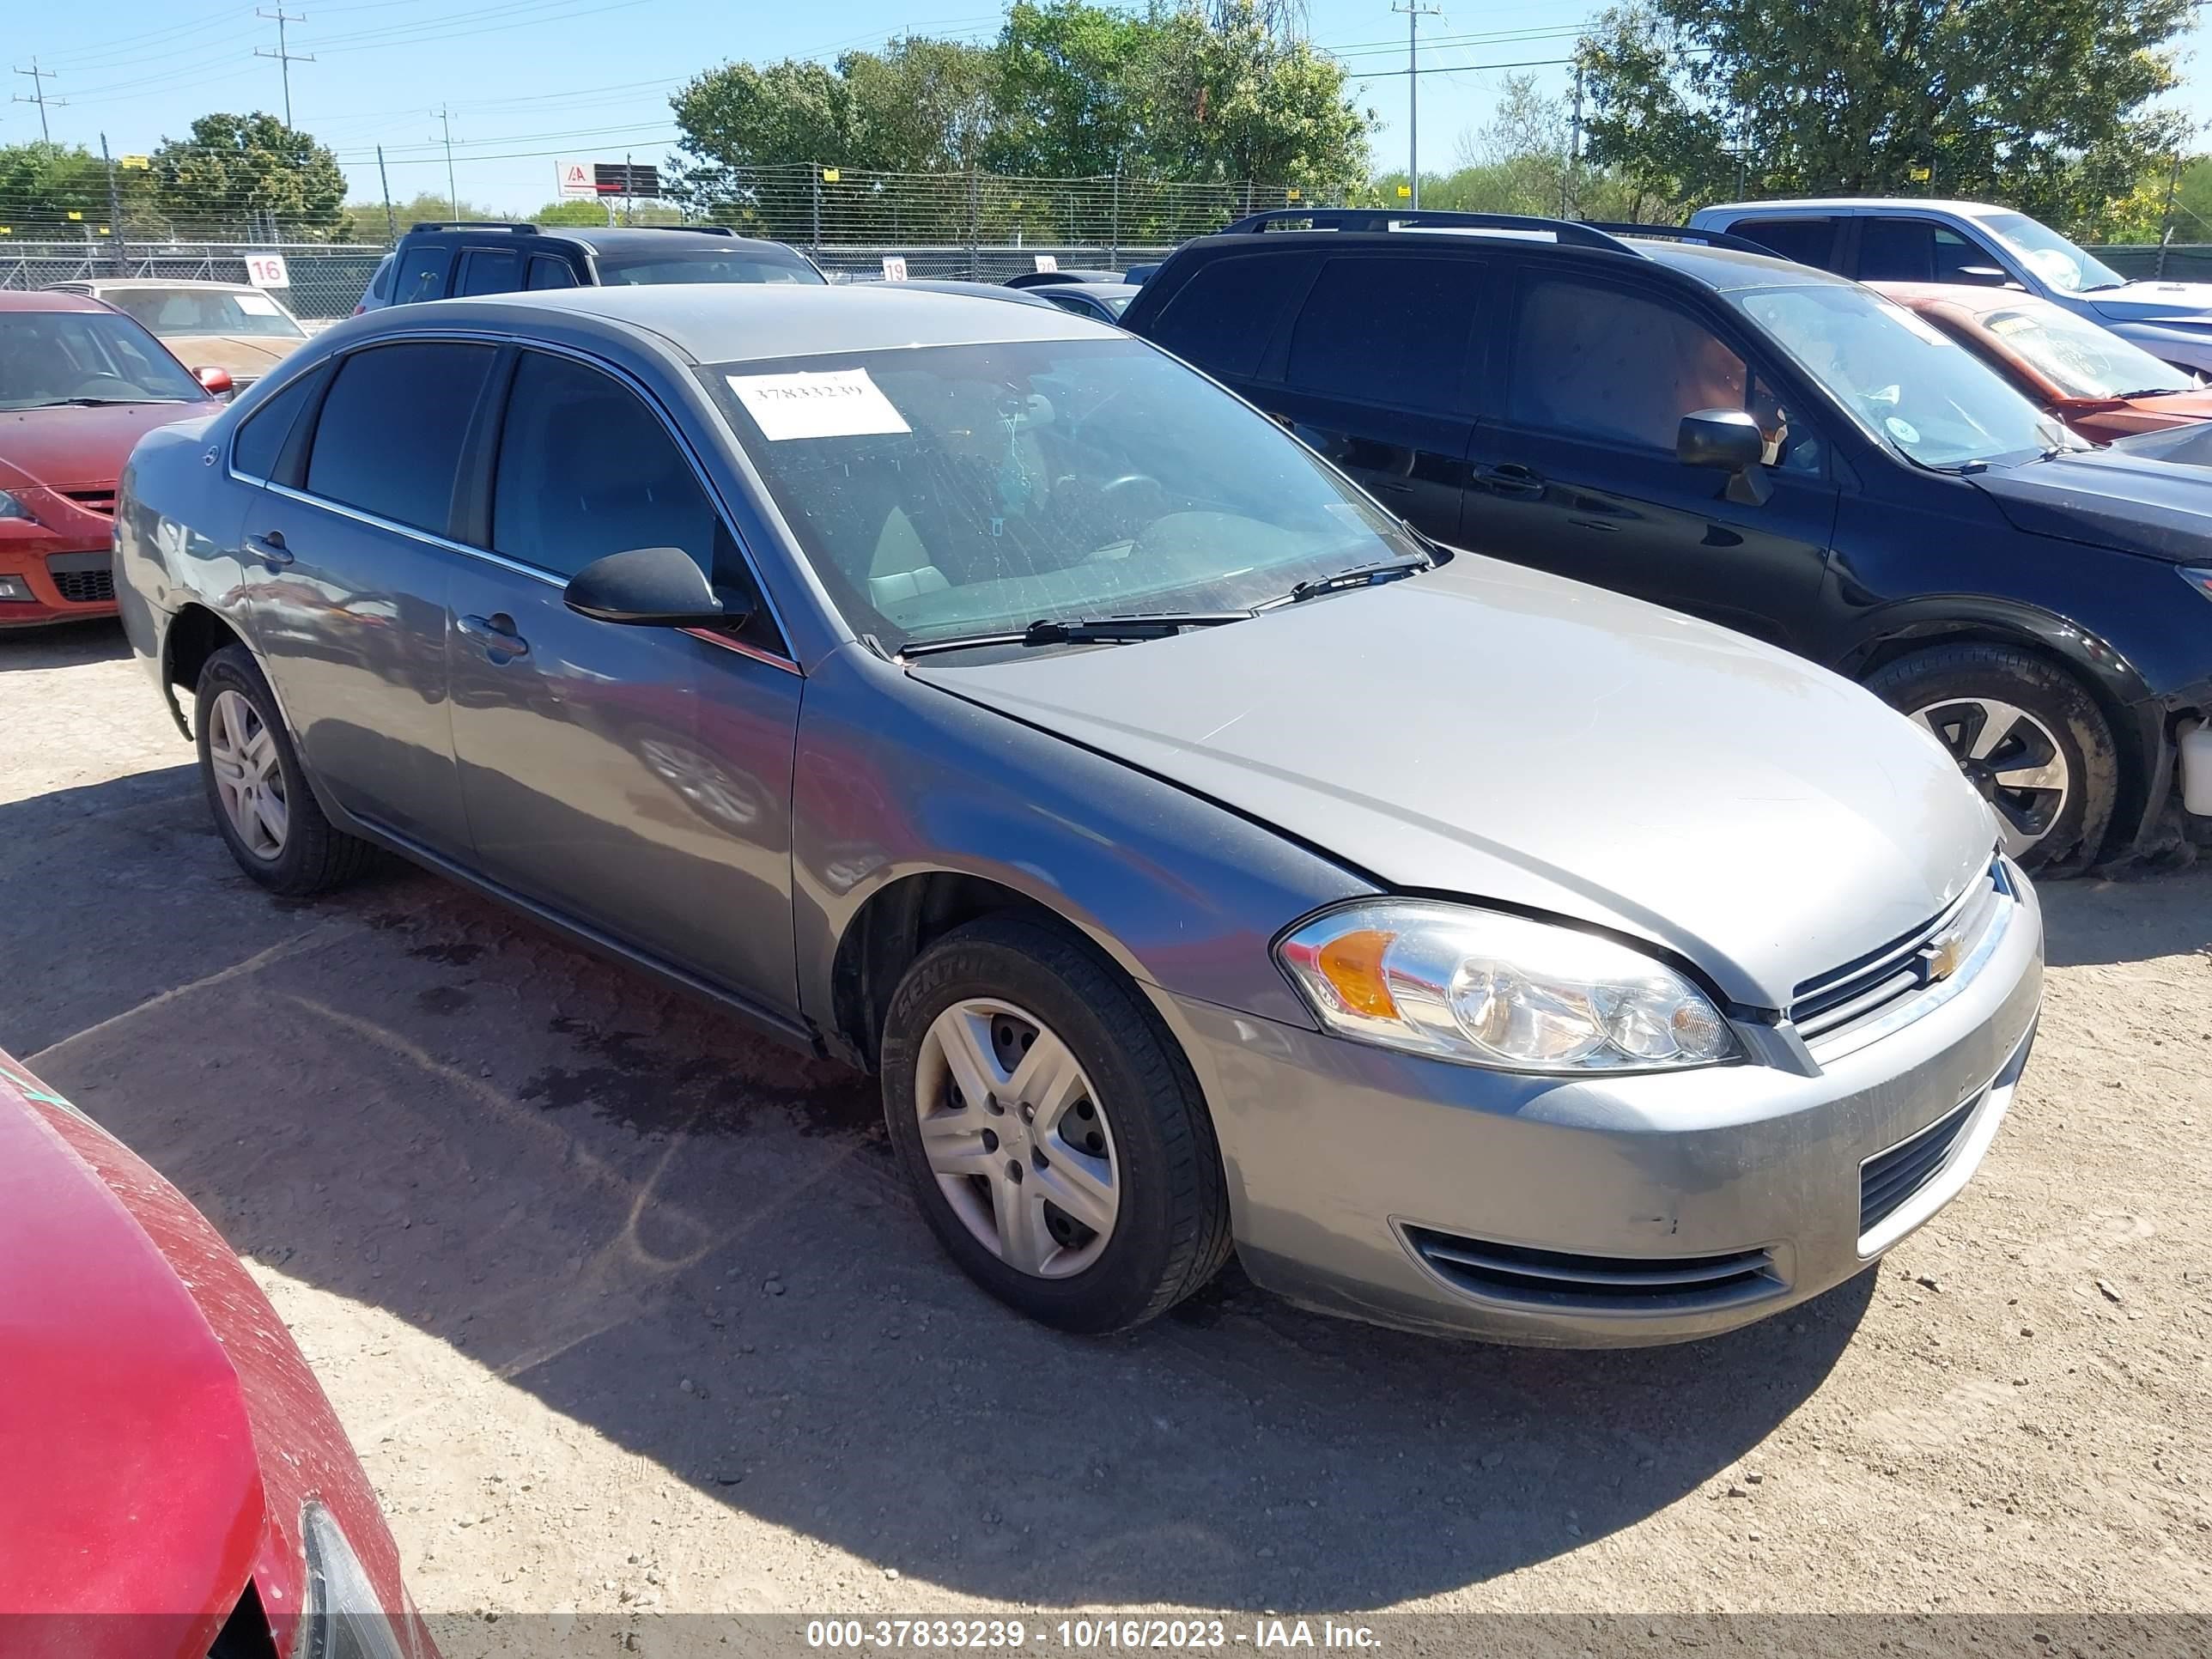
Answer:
[{"xmin": 790, "ymin": 642, "xmax": 1373, "ymax": 1048}]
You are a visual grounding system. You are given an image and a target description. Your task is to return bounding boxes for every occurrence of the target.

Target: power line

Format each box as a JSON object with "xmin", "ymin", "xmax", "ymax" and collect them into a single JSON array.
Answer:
[
  {"xmin": 11, "ymin": 58, "xmax": 64, "ymax": 143},
  {"xmin": 254, "ymin": 9, "xmax": 315, "ymax": 128},
  {"xmin": 432, "ymin": 105, "xmax": 459, "ymax": 215}
]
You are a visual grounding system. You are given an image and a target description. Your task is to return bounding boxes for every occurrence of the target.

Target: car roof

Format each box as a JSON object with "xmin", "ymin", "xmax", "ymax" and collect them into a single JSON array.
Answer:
[
  {"xmin": 0, "ymin": 289, "xmax": 107, "ymax": 313},
  {"xmin": 406, "ymin": 222, "xmax": 804, "ymax": 258},
  {"xmin": 63, "ymin": 278, "xmax": 279, "ymax": 295},
  {"xmin": 1699, "ymin": 198, "xmax": 2005, "ymax": 219},
  {"xmin": 894, "ymin": 278, "xmax": 1064, "ymax": 308},
  {"xmin": 1167, "ymin": 228, "xmax": 1848, "ymax": 293},
  {"xmin": 399, "ymin": 283, "xmax": 1101, "ymax": 362}
]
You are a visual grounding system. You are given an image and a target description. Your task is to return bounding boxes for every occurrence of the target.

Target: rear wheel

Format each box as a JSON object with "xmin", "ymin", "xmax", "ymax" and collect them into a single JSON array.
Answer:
[
  {"xmin": 879, "ymin": 915, "xmax": 1233, "ymax": 1333},
  {"xmin": 195, "ymin": 644, "xmax": 372, "ymax": 895},
  {"xmin": 1865, "ymin": 642, "xmax": 2117, "ymax": 873}
]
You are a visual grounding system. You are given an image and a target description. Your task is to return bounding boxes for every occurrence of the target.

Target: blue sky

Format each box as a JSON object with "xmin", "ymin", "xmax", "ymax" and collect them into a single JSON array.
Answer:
[{"xmin": 6, "ymin": 0, "xmax": 2209, "ymax": 218}]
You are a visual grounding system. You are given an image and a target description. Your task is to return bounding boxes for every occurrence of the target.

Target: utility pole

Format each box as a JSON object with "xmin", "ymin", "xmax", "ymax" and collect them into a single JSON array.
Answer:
[
  {"xmin": 432, "ymin": 106, "xmax": 459, "ymax": 218},
  {"xmin": 12, "ymin": 59, "xmax": 62, "ymax": 144},
  {"xmin": 254, "ymin": 9, "xmax": 313, "ymax": 129},
  {"xmin": 100, "ymin": 132, "xmax": 126, "ymax": 275},
  {"xmin": 376, "ymin": 143, "xmax": 396, "ymax": 243},
  {"xmin": 2157, "ymin": 148, "xmax": 2185, "ymax": 281},
  {"xmin": 1563, "ymin": 66, "xmax": 1583, "ymax": 219},
  {"xmin": 1391, "ymin": 3, "xmax": 1441, "ymax": 208}
]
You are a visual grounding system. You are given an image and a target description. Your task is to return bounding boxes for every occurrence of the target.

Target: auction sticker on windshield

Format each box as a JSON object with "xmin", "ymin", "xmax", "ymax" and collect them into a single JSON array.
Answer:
[{"xmin": 728, "ymin": 368, "xmax": 910, "ymax": 441}]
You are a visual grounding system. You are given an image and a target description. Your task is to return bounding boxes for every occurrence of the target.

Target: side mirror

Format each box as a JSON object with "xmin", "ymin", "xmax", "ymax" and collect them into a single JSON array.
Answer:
[
  {"xmin": 1954, "ymin": 265, "xmax": 2015, "ymax": 288},
  {"xmin": 563, "ymin": 545, "xmax": 751, "ymax": 628},
  {"xmin": 1677, "ymin": 409, "xmax": 1771, "ymax": 506},
  {"xmin": 193, "ymin": 366, "xmax": 234, "ymax": 397}
]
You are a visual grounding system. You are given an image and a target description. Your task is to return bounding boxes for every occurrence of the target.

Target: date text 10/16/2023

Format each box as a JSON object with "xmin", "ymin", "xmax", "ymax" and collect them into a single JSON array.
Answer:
[{"xmin": 805, "ymin": 1619, "xmax": 1382, "ymax": 1650}]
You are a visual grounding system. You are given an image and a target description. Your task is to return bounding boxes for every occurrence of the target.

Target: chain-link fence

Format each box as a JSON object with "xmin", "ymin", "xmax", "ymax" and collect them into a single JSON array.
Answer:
[{"xmin": 0, "ymin": 240, "xmax": 385, "ymax": 320}]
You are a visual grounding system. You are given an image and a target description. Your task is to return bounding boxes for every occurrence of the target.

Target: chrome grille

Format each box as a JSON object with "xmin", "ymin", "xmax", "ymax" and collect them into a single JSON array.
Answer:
[
  {"xmin": 1790, "ymin": 860, "xmax": 2008, "ymax": 1050},
  {"xmin": 1403, "ymin": 1227, "xmax": 1784, "ymax": 1313}
]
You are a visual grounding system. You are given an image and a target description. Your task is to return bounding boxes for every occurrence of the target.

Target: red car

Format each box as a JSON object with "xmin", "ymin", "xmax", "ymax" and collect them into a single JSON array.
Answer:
[
  {"xmin": 1, "ymin": 290, "xmax": 228, "ymax": 628},
  {"xmin": 0, "ymin": 1047, "xmax": 438, "ymax": 1659},
  {"xmin": 1874, "ymin": 280, "xmax": 2212, "ymax": 441}
]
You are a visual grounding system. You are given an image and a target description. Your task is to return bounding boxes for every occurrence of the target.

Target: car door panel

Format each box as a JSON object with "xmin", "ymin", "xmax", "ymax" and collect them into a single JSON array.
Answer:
[
  {"xmin": 1462, "ymin": 270, "xmax": 1838, "ymax": 651},
  {"xmin": 447, "ymin": 348, "xmax": 803, "ymax": 1016}
]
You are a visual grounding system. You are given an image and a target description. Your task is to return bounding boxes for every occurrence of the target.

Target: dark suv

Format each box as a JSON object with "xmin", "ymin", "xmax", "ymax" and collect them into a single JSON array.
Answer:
[
  {"xmin": 379, "ymin": 222, "xmax": 823, "ymax": 306},
  {"xmin": 1120, "ymin": 209, "xmax": 2212, "ymax": 872}
]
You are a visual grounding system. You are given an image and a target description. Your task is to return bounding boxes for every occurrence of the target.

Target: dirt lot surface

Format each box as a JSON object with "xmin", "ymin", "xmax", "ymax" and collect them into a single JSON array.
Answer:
[{"xmin": 5, "ymin": 625, "xmax": 2209, "ymax": 1648}]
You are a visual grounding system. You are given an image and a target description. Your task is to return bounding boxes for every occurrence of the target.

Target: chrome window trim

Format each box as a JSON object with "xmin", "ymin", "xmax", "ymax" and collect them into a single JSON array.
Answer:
[{"xmin": 230, "ymin": 323, "xmax": 803, "ymax": 673}]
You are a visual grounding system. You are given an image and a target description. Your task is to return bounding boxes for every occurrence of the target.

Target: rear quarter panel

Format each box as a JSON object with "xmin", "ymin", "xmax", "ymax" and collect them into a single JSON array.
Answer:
[{"xmin": 116, "ymin": 414, "xmax": 254, "ymax": 690}]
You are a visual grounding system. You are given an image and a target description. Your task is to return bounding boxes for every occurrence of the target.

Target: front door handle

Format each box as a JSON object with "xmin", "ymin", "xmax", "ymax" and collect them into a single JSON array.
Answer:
[
  {"xmin": 458, "ymin": 611, "xmax": 530, "ymax": 662},
  {"xmin": 1475, "ymin": 463, "xmax": 1547, "ymax": 498},
  {"xmin": 245, "ymin": 531, "xmax": 293, "ymax": 567}
]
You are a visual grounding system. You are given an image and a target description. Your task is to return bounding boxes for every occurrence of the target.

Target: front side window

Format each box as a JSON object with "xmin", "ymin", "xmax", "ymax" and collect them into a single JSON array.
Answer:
[
  {"xmin": 1731, "ymin": 283, "xmax": 2072, "ymax": 471},
  {"xmin": 1505, "ymin": 277, "xmax": 1812, "ymax": 470},
  {"xmin": 1284, "ymin": 255, "xmax": 1477, "ymax": 412},
  {"xmin": 492, "ymin": 350, "xmax": 744, "ymax": 590},
  {"xmin": 106, "ymin": 288, "xmax": 306, "ymax": 340},
  {"xmin": 1979, "ymin": 210, "xmax": 2126, "ymax": 295},
  {"xmin": 1142, "ymin": 254, "xmax": 1315, "ymax": 379},
  {"xmin": 1972, "ymin": 299, "xmax": 2197, "ymax": 399},
  {"xmin": 0, "ymin": 309, "xmax": 207, "ymax": 410},
  {"xmin": 304, "ymin": 342, "xmax": 494, "ymax": 532},
  {"xmin": 704, "ymin": 337, "xmax": 1425, "ymax": 653}
]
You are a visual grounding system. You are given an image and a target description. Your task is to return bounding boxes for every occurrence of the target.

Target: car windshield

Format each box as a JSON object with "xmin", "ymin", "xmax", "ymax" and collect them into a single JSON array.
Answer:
[
  {"xmin": 1731, "ymin": 283, "xmax": 2073, "ymax": 470},
  {"xmin": 1979, "ymin": 210, "xmax": 2127, "ymax": 295},
  {"xmin": 0, "ymin": 309, "xmax": 207, "ymax": 409},
  {"xmin": 703, "ymin": 337, "xmax": 1425, "ymax": 653},
  {"xmin": 597, "ymin": 252, "xmax": 822, "ymax": 286},
  {"xmin": 103, "ymin": 287, "xmax": 306, "ymax": 340},
  {"xmin": 1973, "ymin": 298, "xmax": 2197, "ymax": 399}
]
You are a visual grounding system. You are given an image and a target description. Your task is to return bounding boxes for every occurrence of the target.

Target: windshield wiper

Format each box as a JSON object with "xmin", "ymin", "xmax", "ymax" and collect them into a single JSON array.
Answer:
[
  {"xmin": 900, "ymin": 611, "xmax": 1251, "ymax": 659},
  {"xmin": 26, "ymin": 396, "xmax": 175, "ymax": 407},
  {"xmin": 1261, "ymin": 556, "xmax": 1431, "ymax": 609}
]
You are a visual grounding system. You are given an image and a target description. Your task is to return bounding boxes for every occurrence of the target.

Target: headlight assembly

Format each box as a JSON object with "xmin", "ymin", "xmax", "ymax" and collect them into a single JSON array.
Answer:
[
  {"xmin": 300, "ymin": 1503, "xmax": 410, "ymax": 1659},
  {"xmin": 1276, "ymin": 901, "xmax": 1737, "ymax": 1072},
  {"xmin": 0, "ymin": 489, "xmax": 39, "ymax": 523}
]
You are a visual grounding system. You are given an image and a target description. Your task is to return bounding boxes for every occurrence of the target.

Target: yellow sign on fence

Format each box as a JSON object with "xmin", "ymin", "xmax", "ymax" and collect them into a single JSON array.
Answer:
[
  {"xmin": 1395, "ymin": 183, "xmax": 1412, "ymax": 198},
  {"xmin": 821, "ymin": 167, "xmax": 841, "ymax": 183},
  {"xmin": 120, "ymin": 154, "xmax": 150, "ymax": 170}
]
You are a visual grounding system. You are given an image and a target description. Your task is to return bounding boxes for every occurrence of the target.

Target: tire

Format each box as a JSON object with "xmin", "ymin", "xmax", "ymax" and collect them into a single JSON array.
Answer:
[
  {"xmin": 194, "ymin": 643, "xmax": 372, "ymax": 896},
  {"xmin": 879, "ymin": 914, "xmax": 1234, "ymax": 1334},
  {"xmin": 1864, "ymin": 642, "xmax": 2118, "ymax": 875}
]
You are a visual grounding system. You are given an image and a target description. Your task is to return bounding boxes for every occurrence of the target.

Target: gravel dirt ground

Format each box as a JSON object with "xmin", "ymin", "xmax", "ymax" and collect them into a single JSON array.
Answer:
[{"xmin": 4, "ymin": 624, "xmax": 2209, "ymax": 1650}]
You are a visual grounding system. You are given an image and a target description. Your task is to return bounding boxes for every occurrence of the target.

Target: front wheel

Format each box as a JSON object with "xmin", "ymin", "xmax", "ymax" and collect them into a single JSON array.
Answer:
[
  {"xmin": 1865, "ymin": 642, "xmax": 2118, "ymax": 873},
  {"xmin": 879, "ymin": 915, "xmax": 1233, "ymax": 1334}
]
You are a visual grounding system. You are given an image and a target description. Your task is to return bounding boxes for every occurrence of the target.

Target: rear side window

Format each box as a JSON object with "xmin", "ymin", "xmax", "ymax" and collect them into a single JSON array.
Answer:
[
  {"xmin": 455, "ymin": 247, "xmax": 523, "ymax": 296},
  {"xmin": 1284, "ymin": 256, "xmax": 1477, "ymax": 412},
  {"xmin": 305, "ymin": 343, "xmax": 494, "ymax": 533},
  {"xmin": 1142, "ymin": 254, "xmax": 1314, "ymax": 379},
  {"xmin": 231, "ymin": 366, "xmax": 325, "ymax": 480},
  {"xmin": 491, "ymin": 350, "xmax": 737, "ymax": 586},
  {"xmin": 526, "ymin": 255, "xmax": 579, "ymax": 290},
  {"xmin": 392, "ymin": 245, "xmax": 450, "ymax": 305},
  {"xmin": 1730, "ymin": 216, "xmax": 1841, "ymax": 271}
]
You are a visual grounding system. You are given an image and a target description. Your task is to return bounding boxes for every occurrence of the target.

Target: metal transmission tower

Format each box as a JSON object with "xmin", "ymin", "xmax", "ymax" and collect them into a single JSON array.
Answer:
[
  {"xmin": 255, "ymin": 9, "xmax": 314, "ymax": 128},
  {"xmin": 1391, "ymin": 2, "xmax": 1442, "ymax": 207},
  {"xmin": 11, "ymin": 58, "xmax": 63, "ymax": 143}
]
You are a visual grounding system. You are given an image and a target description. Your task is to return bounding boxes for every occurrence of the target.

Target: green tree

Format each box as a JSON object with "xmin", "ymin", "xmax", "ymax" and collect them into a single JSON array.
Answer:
[
  {"xmin": 154, "ymin": 112, "xmax": 346, "ymax": 240},
  {"xmin": 341, "ymin": 190, "xmax": 507, "ymax": 241},
  {"xmin": 1151, "ymin": 1, "xmax": 1372, "ymax": 191},
  {"xmin": 1577, "ymin": 0, "xmax": 2193, "ymax": 234},
  {"xmin": 0, "ymin": 142, "xmax": 112, "ymax": 234},
  {"xmin": 989, "ymin": 1, "xmax": 1158, "ymax": 176}
]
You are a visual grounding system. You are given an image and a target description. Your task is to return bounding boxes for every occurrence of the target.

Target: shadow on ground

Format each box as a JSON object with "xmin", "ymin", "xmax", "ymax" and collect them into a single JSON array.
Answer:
[
  {"xmin": 35, "ymin": 763, "xmax": 2191, "ymax": 1610},
  {"xmin": 0, "ymin": 620, "xmax": 130, "ymax": 672}
]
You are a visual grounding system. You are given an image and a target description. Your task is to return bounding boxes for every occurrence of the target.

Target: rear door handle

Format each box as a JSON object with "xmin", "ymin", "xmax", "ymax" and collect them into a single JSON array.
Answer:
[
  {"xmin": 245, "ymin": 532, "xmax": 293, "ymax": 567},
  {"xmin": 458, "ymin": 611, "xmax": 530, "ymax": 661},
  {"xmin": 1475, "ymin": 463, "xmax": 1547, "ymax": 498}
]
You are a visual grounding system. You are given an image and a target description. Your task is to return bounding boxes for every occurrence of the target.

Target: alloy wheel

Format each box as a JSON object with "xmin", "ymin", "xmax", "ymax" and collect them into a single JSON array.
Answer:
[
  {"xmin": 206, "ymin": 688, "xmax": 289, "ymax": 860},
  {"xmin": 913, "ymin": 997, "xmax": 1120, "ymax": 1279},
  {"xmin": 1911, "ymin": 696, "xmax": 2069, "ymax": 862}
]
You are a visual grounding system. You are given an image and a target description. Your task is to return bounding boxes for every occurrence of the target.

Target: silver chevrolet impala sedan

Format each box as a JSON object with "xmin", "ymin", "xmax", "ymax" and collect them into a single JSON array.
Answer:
[{"xmin": 114, "ymin": 285, "xmax": 2044, "ymax": 1345}]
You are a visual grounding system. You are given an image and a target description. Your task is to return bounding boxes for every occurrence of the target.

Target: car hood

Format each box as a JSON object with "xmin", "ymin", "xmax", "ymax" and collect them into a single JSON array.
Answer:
[
  {"xmin": 0, "ymin": 398, "xmax": 219, "ymax": 490},
  {"xmin": 2086, "ymin": 280, "xmax": 2212, "ymax": 322},
  {"xmin": 910, "ymin": 557, "xmax": 1993, "ymax": 1007},
  {"xmin": 158, "ymin": 333, "xmax": 298, "ymax": 380},
  {"xmin": 1968, "ymin": 441, "xmax": 2212, "ymax": 559},
  {"xmin": 0, "ymin": 1066, "xmax": 264, "ymax": 1649}
]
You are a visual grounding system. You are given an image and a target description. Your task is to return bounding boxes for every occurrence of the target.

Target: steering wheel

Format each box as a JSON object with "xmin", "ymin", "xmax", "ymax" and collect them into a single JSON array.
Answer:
[{"xmin": 63, "ymin": 370, "xmax": 130, "ymax": 399}]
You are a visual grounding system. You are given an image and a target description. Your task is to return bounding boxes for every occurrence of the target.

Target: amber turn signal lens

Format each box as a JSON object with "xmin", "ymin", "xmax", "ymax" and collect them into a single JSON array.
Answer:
[{"xmin": 1316, "ymin": 928, "xmax": 1399, "ymax": 1018}]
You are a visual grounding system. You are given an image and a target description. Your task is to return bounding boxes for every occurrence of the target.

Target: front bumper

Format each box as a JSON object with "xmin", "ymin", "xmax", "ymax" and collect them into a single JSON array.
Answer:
[
  {"xmin": 1163, "ymin": 862, "xmax": 2045, "ymax": 1347},
  {"xmin": 0, "ymin": 502, "xmax": 121, "ymax": 626}
]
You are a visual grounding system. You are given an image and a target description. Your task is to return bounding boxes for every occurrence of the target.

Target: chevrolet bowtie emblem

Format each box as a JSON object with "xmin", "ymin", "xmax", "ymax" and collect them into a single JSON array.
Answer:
[{"xmin": 1922, "ymin": 928, "xmax": 1966, "ymax": 984}]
